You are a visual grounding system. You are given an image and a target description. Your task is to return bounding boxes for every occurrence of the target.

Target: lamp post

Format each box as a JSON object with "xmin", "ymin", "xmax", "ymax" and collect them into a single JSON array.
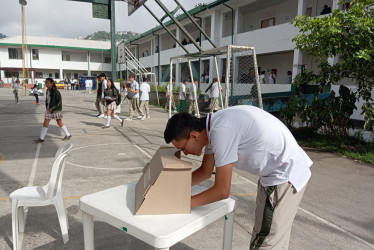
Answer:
[{"xmin": 19, "ymin": 0, "xmax": 29, "ymax": 96}]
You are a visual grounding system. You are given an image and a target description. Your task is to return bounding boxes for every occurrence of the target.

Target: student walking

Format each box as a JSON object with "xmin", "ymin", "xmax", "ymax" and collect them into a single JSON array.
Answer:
[
  {"xmin": 164, "ymin": 78, "xmax": 176, "ymax": 112},
  {"xmin": 102, "ymin": 79, "xmax": 124, "ymax": 128},
  {"xmin": 188, "ymin": 79, "xmax": 198, "ymax": 116},
  {"xmin": 96, "ymin": 74, "xmax": 107, "ymax": 118},
  {"xmin": 209, "ymin": 78, "xmax": 220, "ymax": 112},
  {"xmin": 13, "ymin": 79, "xmax": 20, "ymax": 104},
  {"xmin": 35, "ymin": 78, "xmax": 71, "ymax": 143},
  {"xmin": 139, "ymin": 77, "xmax": 151, "ymax": 119},
  {"xmin": 175, "ymin": 80, "xmax": 188, "ymax": 113},
  {"xmin": 30, "ymin": 84, "xmax": 40, "ymax": 104},
  {"xmin": 125, "ymin": 74, "xmax": 145, "ymax": 120}
]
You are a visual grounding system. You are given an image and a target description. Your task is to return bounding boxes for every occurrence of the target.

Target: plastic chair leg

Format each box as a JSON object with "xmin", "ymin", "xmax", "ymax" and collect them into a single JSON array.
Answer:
[
  {"xmin": 18, "ymin": 206, "xmax": 25, "ymax": 233},
  {"xmin": 54, "ymin": 196, "xmax": 69, "ymax": 244},
  {"xmin": 12, "ymin": 200, "xmax": 19, "ymax": 250}
]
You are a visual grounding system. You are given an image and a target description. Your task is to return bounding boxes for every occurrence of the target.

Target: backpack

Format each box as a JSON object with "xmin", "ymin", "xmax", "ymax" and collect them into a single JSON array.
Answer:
[{"xmin": 112, "ymin": 88, "xmax": 121, "ymax": 105}]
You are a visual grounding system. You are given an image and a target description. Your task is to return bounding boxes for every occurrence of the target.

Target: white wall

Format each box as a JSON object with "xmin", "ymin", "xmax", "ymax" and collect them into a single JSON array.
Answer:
[{"xmin": 257, "ymin": 52, "xmax": 294, "ymax": 84}]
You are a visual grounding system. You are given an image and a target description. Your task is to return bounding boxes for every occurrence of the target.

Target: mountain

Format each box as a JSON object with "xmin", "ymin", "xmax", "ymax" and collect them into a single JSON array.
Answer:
[{"xmin": 83, "ymin": 31, "xmax": 138, "ymax": 42}]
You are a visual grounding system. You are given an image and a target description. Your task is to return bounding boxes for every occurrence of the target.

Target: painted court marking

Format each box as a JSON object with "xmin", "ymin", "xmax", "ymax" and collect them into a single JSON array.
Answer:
[{"xmin": 232, "ymin": 172, "xmax": 374, "ymax": 248}]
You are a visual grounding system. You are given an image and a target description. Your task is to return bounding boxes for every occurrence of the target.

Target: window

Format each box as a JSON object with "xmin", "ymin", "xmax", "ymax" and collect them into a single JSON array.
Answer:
[
  {"xmin": 32, "ymin": 49, "xmax": 39, "ymax": 60},
  {"xmin": 36, "ymin": 72, "xmax": 43, "ymax": 78},
  {"xmin": 65, "ymin": 55, "xmax": 70, "ymax": 61},
  {"xmin": 261, "ymin": 18, "xmax": 275, "ymax": 28},
  {"xmin": 5, "ymin": 71, "xmax": 19, "ymax": 78},
  {"xmin": 8, "ymin": 48, "xmax": 23, "ymax": 59},
  {"xmin": 74, "ymin": 73, "xmax": 78, "ymax": 79},
  {"xmin": 55, "ymin": 73, "xmax": 60, "ymax": 79},
  {"xmin": 222, "ymin": 11, "xmax": 234, "ymax": 37},
  {"xmin": 104, "ymin": 57, "xmax": 111, "ymax": 63},
  {"xmin": 49, "ymin": 73, "xmax": 53, "ymax": 77}
]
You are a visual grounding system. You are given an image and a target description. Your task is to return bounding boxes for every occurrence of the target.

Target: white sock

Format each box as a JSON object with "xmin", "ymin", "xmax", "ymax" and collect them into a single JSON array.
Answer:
[
  {"xmin": 114, "ymin": 115, "xmax": 122, "ymax": 122},
  {"xmin": 106, "ymin": 116, "xmax": 111, "ymax": 126},
  {"xmin": 61, "ymin": 125, "xmax": 70, "ymax": 137},
  {"xmin": 40, "ymin": 127, "xmax": 48, "ymax": 140}
]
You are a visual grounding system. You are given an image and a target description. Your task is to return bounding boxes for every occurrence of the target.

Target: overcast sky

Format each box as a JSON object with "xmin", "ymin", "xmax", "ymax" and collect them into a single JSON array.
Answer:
[{"xmin": 0, "ymin": 0, "xmax": 209, "ymax": 38}]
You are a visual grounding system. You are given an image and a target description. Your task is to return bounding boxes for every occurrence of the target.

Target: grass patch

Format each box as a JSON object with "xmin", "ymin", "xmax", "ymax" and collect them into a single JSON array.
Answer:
[{"xmin": 292, "ymin": 127, "xmax": 374, "ymax": 165}]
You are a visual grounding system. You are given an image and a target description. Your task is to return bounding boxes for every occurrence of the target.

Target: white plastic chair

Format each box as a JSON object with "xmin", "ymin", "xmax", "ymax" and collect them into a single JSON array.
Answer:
[{"xmin": 10, "ymin": 143, "xmax": 73, "ymax": 250}]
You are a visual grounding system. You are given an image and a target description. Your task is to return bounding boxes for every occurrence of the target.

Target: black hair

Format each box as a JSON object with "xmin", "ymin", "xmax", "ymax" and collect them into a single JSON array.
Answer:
[
  {"xmin": 143, "ymin": 77, "xmax": 148, "ymax": 82},
  {"xmin": 107, "ymin": 79, "xmax": 116, "ymax": 89},
  {"xmin": 129, "ymin": 74, "xmax": 135, "ymax": 79},
  {"xmin": 45, "ymin": 77, "xmax": 57, "ymax": 90},
  {"xmin": 164, "ymin": 113, "xmax": 207, "ymax": 143}
]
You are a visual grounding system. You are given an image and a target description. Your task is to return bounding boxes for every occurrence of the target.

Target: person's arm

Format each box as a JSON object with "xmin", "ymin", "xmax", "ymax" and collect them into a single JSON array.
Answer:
[
  {"xmin": 134, "ymin": 83, "xmax": 139, "ymax": 94},
  {"xmin": 192, "ymin": 153, "xmax": 215, "ymax": 186},
  {"xmin": 191, "ymin": 163, "xmax": 233, "ymax": 207}
]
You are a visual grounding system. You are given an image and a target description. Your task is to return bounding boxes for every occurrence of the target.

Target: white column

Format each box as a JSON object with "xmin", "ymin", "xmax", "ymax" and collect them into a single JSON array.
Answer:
[
  {"xmin": 293, "ymin": 0, "xmax": 307, "ymax": 81},
  {"xmin": 175, "ymin": 63, "xmax": 180, "ymax": 84},
  {"xmin": 233, "ymin": 7, "xmax": 239, "ymax": 44},
  {"xmin": 292, "ymin": 49, "xmax": 303, "ymax": 81},
  {"xmin": 211, "ymin": 11, "xmax": 222, "ymax": 46},
  {"xmin": 87, "ymin": 51, "xmax": 91, "ymax": 76},
  {"xmin": 60, "ymin": 68, "xmax": 63, "ymax": 81},
  {"xmin": 332, "ymin": 0, "xmax": 339, "ymax": 10},
  {"xmin": 176, "ymin": 27, "xmax": 181, "ymax": 48},
  {"xmin": 297, "ymin": 0, "xmax": 307, "ymax": 16}
]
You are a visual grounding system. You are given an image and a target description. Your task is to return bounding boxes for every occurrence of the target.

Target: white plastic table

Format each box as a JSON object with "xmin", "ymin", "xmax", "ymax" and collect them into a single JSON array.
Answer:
[{"xmin": 79, "ymin": 182, "xmax": 237, "ymax": 250}]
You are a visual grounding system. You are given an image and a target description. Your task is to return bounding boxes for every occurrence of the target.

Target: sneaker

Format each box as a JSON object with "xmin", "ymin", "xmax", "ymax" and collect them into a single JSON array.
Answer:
[
  {"xmin": 136, "ymin": 116, "xmax": 143, "ymax": 119},
  {"xmin": 125, "ymin": 117, "xmax": 133, "ymax": 121},
  {"xmin": 146, "ymin": 116, "xmax": 151, "ymax": 118},
  {"xmin": 121, "ymin": 119, "xmax": 124, "ymax": 127},
  {"xmin": 97, "ymin": 114, "xmax": 105, "ymax": 118},
  {"xmin": 34, "ymin": 138, "xmax": 44, "ymax": 143},
  {"xmin": 62, "ymin": 135, "xmax": 72, "ymax": 141},
  {"xmin": 102, "ymin": 125, "xmax": 110, "ymax": 129},
  {"xmin": 141, "ymin": 116, "xmax": 146, "ymax": 121}
]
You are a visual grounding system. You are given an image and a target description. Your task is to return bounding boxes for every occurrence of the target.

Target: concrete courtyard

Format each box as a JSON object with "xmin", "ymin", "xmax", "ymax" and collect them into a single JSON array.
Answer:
[{"xmin": 0, "ymin": 88, "xmax": 373, "ymax": 250}]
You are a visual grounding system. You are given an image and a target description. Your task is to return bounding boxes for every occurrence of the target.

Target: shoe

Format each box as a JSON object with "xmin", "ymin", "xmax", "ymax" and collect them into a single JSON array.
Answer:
[
  {"xmin": 121, "ymin": 120, "xmax": 124, "ymax": 127},
  {"xmin": 97, "ymin": 114, "xmax": 105, "ymax": 118},
  {"xmin": 34, "ymin": 138, "xmax": 44, "ymax": 143},
  {"xmin": 146, "ymin": 116, "xmax": 151, "ymax": 118},
  {"xmin": 136, "ymin": 116, "xmax": 143, "ymax": 119},
  {"xmin": 141, "ymin": 116, "xmax": 146, "ymax": 121},
  {"xmin": 62, "ymin": 135, "xmax": 72, "ymax": 141},
  {"xmin": 125, "ymin": 118, "xmax": 132, "ymax": 121},
  {"xmin": 102, "ymin": 125, "xmax": 110, "ymax": 129}
]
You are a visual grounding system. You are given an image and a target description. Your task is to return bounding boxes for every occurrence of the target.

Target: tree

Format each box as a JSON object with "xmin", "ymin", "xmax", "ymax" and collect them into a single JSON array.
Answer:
[
  {"xmin": 0, "ymin": 33, "xmax": 7, "ymax": 39},
  {"xmin": 292, "ymin": 0, "xmax": 374, "ymax": 103}
]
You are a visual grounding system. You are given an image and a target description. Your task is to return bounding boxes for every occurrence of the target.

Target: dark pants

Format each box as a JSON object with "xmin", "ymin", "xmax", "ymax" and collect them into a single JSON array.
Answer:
[{"xmin": 34, "ymin": 94, "xmax": 39, "ymax": 103}]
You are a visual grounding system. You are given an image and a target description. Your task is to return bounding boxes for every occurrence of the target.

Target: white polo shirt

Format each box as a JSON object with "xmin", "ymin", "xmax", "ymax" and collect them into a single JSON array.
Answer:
[
  {"xmin": 179, "ymin": 84, "xmax": 186, "ymax": 100},
  {"xmin": 204, "ymin": 105, "xmax": 312, "ymax": 192},
  {"xmin": 210, "ymin": 82, "xmax": 219, "ymax": 98},
  {"xmin": 140, "ymin": 82, "xmax": 150, "ymax": 101}
]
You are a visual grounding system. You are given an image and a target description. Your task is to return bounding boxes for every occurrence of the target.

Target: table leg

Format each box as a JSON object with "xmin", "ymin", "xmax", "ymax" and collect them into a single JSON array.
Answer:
[
  {"xmin": 82, "ymin": 212, "xmax": 94, "ymax": 250},
  {"xmin": 223, "ymin": 211, "xmax": 235, "ymax": 250}
]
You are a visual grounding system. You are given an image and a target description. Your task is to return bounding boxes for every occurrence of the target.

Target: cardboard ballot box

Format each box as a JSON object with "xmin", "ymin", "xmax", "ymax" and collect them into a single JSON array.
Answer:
[{"xmin": 135, "ymin": 146, "xmax": 193, "ymax": 215}]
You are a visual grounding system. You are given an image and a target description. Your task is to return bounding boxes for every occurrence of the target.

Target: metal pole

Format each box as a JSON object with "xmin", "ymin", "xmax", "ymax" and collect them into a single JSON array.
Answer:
[
  {"xmin": 154, "ymin": 0, "xmax": 203, "ymax": 52},
  {"xmin": 110, "ymin": 0, "xmax": 117, "ymax": 80},
  {"xmin": 225, "ymin": 46, "xmax": 232, "ymax": 108},
  {"xmin": 174, "ymin": 0, "xmax": 216, "ymax": 48},
  {"xmin": 188, "ymin": 60, "xmax": 200, "ymax": 118},
  {"xmin": 169, "ymin": 61, "xmax": 173, "ymax": 119},
  {"xmin": 252, "ymin": 48, "xmax": 263, "ymax": 109},
  {"xmin": 143, "ymin": 3, "xmax": 190, "ymax": 54},
  {"xmin": 214, "ymin": 56, "xmax": 224, "ymax": 109}
]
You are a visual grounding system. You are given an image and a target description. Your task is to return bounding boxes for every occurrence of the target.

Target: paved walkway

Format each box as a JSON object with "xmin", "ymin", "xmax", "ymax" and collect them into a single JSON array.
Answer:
[{"xmin": 0, "ymin": 89, "xmax": 373, "ymax": 249}]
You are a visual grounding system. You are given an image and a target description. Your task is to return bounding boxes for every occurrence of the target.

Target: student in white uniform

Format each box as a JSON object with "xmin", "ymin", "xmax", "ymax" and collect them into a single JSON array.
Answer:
[
  {"xmin": 164, "ymin": 105, "xmax": 313, "ymax": 249},
  {"xmin": 139, "ymin": 77, "xmax": 151, "ymax": 119}
]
